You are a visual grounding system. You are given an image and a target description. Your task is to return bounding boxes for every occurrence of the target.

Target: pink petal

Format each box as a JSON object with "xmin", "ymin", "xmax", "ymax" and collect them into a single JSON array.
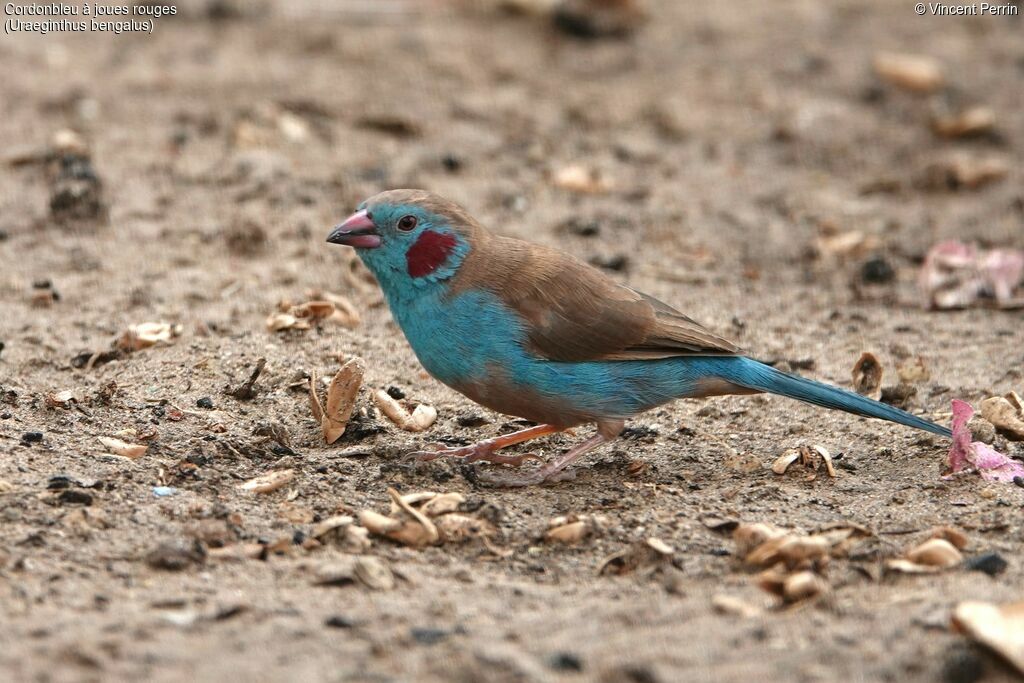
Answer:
[
  {"xmin": 977, "ymin": 458, "xmax": 1024, "ymax": 482},
  {"xmin": 983, "ymin": 249, "xmax": 1024, "ymax": 304},
  {"xmin": 947, "ymin": 399, "xmax": 1024, "ymax": 482}
]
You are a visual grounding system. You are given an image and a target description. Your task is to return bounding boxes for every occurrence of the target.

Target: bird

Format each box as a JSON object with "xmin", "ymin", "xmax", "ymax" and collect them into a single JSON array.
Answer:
[{"xmin": 327, "ymin": 189, "xmax": 951, "ymax": 486}]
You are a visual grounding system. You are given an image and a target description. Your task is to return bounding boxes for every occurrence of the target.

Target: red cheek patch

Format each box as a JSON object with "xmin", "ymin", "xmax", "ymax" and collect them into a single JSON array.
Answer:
[{"xmin": 407, "ymin": 230, "xmax": 458, "ymax": 277}]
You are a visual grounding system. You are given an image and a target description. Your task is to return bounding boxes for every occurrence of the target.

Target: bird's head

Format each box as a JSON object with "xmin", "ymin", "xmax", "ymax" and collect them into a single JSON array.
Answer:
[{"xmin": 327, "ymin": 189, "xmax": 477, "ymax": 296}]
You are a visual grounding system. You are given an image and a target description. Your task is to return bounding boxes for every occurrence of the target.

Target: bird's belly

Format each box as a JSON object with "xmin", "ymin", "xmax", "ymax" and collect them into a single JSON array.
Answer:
[{"xmin": 391, "ymin": 289, "xmax": 744, "ymax": 425}]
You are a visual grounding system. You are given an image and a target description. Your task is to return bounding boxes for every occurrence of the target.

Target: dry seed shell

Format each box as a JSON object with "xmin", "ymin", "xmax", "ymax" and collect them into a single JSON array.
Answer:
[
  {"xmin": 359, "ymin": 510, "xmax": 403, "ymax": 536},
  {"xmin": 545, "ymin": 520, "xmax": 589, "ymax": 544},
  {"xmin": 434, "ymin": 514, "xmax": 493, "ymax": 543},
  {"xmin": 419, "ymin": 492, "xmax": 465, "ymax": 517},
  {"xmin": 96, "ymin": 436, "xmax": 147, "ymax": 459},
  {"xmin": 951, "ymin": 601, "xmax": 1024, "ymax": 675},
  {"xmin": 321, "ymin": 358, "xmax": 364, "ymax": 444},
  {"xmin": 312, "ymin": 515, "xmax": 356, "ymax": 539},
  {"xmin": 772, "ymin": 449, "xmax": 801, "ymax": 475},
  {"xmin": 387, "ymin": 487, "xmax": 438, "ymax": 545},
  {"xmin": 852, "ymin": 352, "xmax": 883, "ymax": 400},
  {"xmin": 353, "ymin": 557, "xmax": 394, "ymax": 591},
  {"xmin": 929, "ymin": 526, "xmax": 969, "ymax": 550},
  {"xmin": 906, "ymin": 538, "xmax": 962, "ymax": 568},
  {"xmin": 873, "ymin": 52, "xmax": 944, "ymax": 93},
  {"xmin": 373, "ymin": 390, "xmax": 437, "ymax": 432},
  {"xmin": 981, "ymin": 396, "xmax": 1024, "ymax": 440},
  {"xmin": 782, "ymin": 571, "xmax": 828, "ymax": 602},
  {"xmin": 237, "ymin": 469, "xmax": 295, "ymax": 494},
  {"xmin": 732, "ymin": 523, "xmax": 788, "ymax": 556}
]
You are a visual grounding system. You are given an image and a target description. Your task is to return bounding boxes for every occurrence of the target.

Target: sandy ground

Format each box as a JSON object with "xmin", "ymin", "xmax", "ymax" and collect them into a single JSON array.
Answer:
[{"xmin": 2, "ymin": 1, "xmax": 1024, "ymax": 681}]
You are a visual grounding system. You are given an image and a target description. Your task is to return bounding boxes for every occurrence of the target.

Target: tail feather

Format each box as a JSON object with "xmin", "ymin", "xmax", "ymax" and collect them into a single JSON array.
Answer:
[{"xmin": 719, "ymin": 357, "xmax": 952, "ymax": 438}]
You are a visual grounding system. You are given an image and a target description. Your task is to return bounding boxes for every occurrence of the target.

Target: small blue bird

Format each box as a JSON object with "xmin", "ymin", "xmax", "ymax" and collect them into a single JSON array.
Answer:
[{"xmin": 327, "ymin": 190, "xmax": 951, "ymax": 486}]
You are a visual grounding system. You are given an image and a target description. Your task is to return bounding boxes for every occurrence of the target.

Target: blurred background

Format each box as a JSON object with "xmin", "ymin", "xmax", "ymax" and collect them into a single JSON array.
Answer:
[{"xmin": 3, "ymin": 1, "xmax": 1021, "ymax": 322}]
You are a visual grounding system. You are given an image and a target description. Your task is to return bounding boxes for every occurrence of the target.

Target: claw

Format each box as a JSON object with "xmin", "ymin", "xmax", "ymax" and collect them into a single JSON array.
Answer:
[{"xmin": 404, "ymin": 449, "xmax": 441, "ymax": 464}]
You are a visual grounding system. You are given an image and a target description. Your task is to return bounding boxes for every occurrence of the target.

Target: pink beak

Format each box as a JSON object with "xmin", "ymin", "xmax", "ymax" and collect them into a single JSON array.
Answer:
[{"xmin": 326, "ymin": 209, "xmax": 381, "ymax": 249}]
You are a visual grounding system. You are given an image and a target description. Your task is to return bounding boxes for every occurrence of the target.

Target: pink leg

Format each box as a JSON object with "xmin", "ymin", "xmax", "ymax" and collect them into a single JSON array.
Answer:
[
  {"xmin": 479, "ymin": 420, "xmax": 622, "ymax": 487},
  {"xmin": 408, "ymin": 423, "xmax": 560, "ymax": 466}
]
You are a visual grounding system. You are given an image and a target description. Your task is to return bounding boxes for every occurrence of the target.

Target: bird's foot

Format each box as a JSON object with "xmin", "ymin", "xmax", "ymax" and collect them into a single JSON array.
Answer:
[
  {"xmin": 406, "ymin": 441, "xmax": 543, "ymax": 467},
  {"xmin": 475, "ymin": 430, "xmax": 613, "ymax": 487}
]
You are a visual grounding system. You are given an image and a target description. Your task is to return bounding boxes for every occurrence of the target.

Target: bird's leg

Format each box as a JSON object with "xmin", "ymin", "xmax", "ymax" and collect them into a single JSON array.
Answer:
[
  {"xmin": 408, "ymin": 423, "xmax": 559, "ymax": 466},
  {"xmin": 479, "ymin": 419, "xmax": 624, "ymax": 487}
]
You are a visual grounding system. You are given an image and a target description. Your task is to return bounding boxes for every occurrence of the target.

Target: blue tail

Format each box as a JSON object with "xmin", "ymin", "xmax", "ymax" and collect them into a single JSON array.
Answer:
[{"xmin": 713, "ymin": 357, "xmax": 952, "ymax": 438}]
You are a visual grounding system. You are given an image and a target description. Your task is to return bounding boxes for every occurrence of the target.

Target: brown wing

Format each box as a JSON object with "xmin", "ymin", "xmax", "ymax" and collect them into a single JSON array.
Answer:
[{"xmin": 450, "ymin": 235, "xmax": 741, "ymax": 362}]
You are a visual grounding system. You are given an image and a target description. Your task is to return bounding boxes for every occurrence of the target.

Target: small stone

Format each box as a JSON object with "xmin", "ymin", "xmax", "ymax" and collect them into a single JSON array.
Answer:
[
  {"xmin": 967, "ymin": 417, "xmax": 998, "ymax": 445},
  {"xmin": 549, "ymin": 652, "xmax": 584, "ymax": 672},
  {"xmin": 941, "ymin": 645, "xmax": 985, "ymax": 683},
  {"xmin": 196, "ymin": 397, "xmax": 215, "ymax": 410},
  {"xmin": 410, "ymin": 627, "xmax": 449, "ymax": 645},
  {"xmin": 861, "ymin": 256, "xmax": 895, "ymax": 284},
  {"xmin": 146, "ymin": 540, "xmax": 207, "ymax": 571},
  {"xmin": 553, "ymin": 0, "xmax": 644, "ymax": 40},
  {"xmin": 963, "ymin": 552, "xmax": 1008, "ymax": 577},
  {"xmin": 21, "ymin": 432, "xmax": 43, "ymax": 444},
  {"xmin": 57, "ymin": 490, "xmax": 93, "ymax": 506},
  {"xmin": 49, "ymin": 152, "xmax": 106, "ymax": 223},
  {"xmin": 559, "ymin": 217, "xmax": 601, "ymax": 237},
  {"xmin": 46, "ymin": 475, "xmax": 76, "ymax": 490},
  {"xmin": 602, "ymin": 664, "xmax": 661, "ymax": 683},
  {"xmin": 441, "ymin": 154, "xmax": 462, "ymax": 172},
  {"xmin": 386, "ymin": 386, "xmax": 406, "ymax": 400},
  {"xmin": 324, "ymin": 615, "xmax": 356, "ymax": 629},
  {"xmin": 589, "ymin": 254, "xmax": 629, "ymax": 272},
  {"xmin": 456, "ymin": 413, "xmax": 489, "ymax": 428},
  {"xmin": 881, "ymin": 383, "xmax": 917, "ymax": 408}
]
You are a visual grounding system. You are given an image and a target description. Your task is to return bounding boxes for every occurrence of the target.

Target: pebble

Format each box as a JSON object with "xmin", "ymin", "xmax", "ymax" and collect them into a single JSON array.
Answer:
[
  {"xmin": 47, "ymin": 475, "xmax": 76, "ymax": 490},
  {"xmin": 861, "ymin": 256, "xmax": 895, "ymax": 284},
  {"xmin": 153, "ymin": 486, "xmax": 178, "ymax": 497},
  {"xmin": 196, "ymin": 397, "xmax": 215, "ymax": 410},
  {"xmin": 324, "ymin": 615, "xmax": 356, "ymax": 629},
  {"xmin": 963, "ymin": 552, "xmax": 1008, "ymax": 577},
  {"xmin": 559, "ymin": 217, "xmax": 601, "ymax": 237},
  {"xmin": 441, "ymin": 154, "xmax": 462, "ymax": 172},
  {"xmin": 57, "ymin": 490, "xmax": 93, "ymax": 506},
  {"xmin": 941, "ymin": 645, "xmax": 985, "ymax": 683},
  {"xmin": 410, "ymin": 627, "xmax": 449, "ymax": 645},
  {"xmin": 589, "ymin": 254, "xmax": 629, "ymax": 272},
  {"xmin": 967, "ymin": 415, "xmax": 998, "ymax": 445},
  {"xmin": 548, "ymin": 652, "xmax": 584, "ymax": 672},
  {"xmin": 146, "ymin": 540, "xmax": 207, "ymax": 571},
  {"xmin": 21, "ymin": 432, "xmax": 44, "ymax": 444},
  {"xmin": 604, "ymin": 664, "xmax": 661, "ymax": 683},
  {"xmin": 456, "ymin": 413, "xmax": 489, "ymax": 427}
]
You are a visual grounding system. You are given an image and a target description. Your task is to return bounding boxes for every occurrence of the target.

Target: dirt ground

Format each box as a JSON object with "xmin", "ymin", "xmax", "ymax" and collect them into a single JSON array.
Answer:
[{"xmin": 2, "ymin": 1, "xmax": 1024, "ymax": 681}]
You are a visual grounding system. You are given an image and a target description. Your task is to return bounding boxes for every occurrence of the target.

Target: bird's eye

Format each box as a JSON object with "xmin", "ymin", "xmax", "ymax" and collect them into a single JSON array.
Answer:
[{"xmin": 397, "ymin": 215, "xmax": 417, "ymax": 232}]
